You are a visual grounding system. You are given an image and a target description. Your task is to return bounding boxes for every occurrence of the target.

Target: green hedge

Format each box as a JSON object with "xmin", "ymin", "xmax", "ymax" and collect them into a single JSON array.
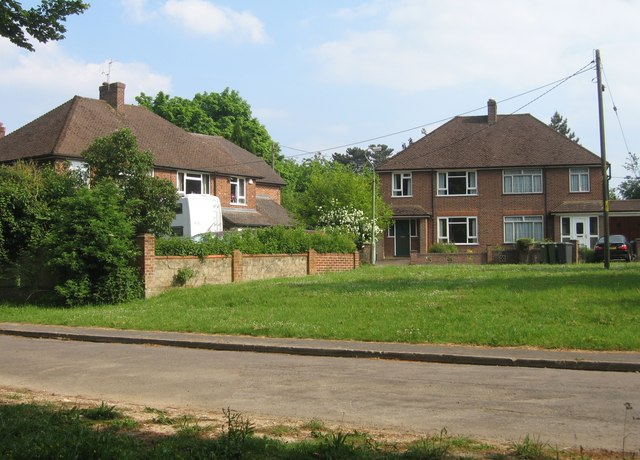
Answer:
[
  {"xmin": 428, "ymin": 243, "xmax": 459, "ymax": 254},
  {"xmin": 155, "ymin": 227, "xmax": 356, "ymax": 257}
]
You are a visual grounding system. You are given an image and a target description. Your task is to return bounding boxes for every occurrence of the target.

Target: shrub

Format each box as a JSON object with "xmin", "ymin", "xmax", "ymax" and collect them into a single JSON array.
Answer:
[
  {"xmin": 428, "ymin": 243, "xmax": 459, "ymax": 254},
  {"xmin": 156, "ymin": 227, "xmax": 356, "ymax": 257},
  {"xmin": 516, "ymin": 238, "xmax": 535, "ymax": 252},
  {"xmin": 46, "ymin": 182, "xmax": 143, "ymax": 306}
]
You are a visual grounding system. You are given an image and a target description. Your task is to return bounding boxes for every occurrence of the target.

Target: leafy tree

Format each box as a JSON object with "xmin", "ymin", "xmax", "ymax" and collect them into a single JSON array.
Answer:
[
  {"xmin": 46, "ymin": 182, "xmax": 143, "ymax": 305},
  {"xmin": 0, "ymin": 0, "xmax": 88, "ymax": 51},
  {"xmin": 82, "ymin": 128, "xmax": 179, "ymax": 236},
  {"xmin": 0, "ymin": 162, "xmax": 80, "ymax": 265},
  {"xmin": 618, "ymin": 152, "xmax": 640, "ymax": 199},
  {"xmin": 294, "ymin": 161, "xmax": 392, "ymax": 247},
  {"xmin": 332, "ymin": 144, "xmax": 394, "ymax": 173},
  {"xmin": 549, "ymin": 111, "xmax": 580, "ymax": 144},
  {"xmin": 136, "ymin": 88, "xmax": 281, "ymax": 164}
]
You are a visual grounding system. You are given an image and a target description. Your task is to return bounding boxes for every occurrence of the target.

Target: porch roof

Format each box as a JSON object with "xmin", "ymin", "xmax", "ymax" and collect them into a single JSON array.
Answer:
[
  {"xmin": 391, "ymin": 204, "xmax": 431, "ymax": 218},
  {"xmin": 550, "ymin": 200, "xmax": 640, "ymax": 215}
]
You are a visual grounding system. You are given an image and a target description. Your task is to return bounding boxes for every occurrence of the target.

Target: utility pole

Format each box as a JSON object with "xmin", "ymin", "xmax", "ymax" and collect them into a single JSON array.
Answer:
[{"xmin": 595, "ymin": 49, "xmax": 610, "ymax": 269}]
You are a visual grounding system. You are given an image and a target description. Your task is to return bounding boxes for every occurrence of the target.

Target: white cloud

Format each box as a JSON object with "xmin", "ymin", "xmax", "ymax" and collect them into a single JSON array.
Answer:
[
  {"xmin": 162, "ymin": 0, "xmax": 266, "ymax": 43},
  {"xmin": 312, "ymin": 0, "xmax": 640, "ymax": 94},
  {"xmin": 0, "ymin": 39, "xmax": 171, "ymax": 132},
  {"xmin": 119, "ymin": 0, "xmax": 157, "ymax": 23}
]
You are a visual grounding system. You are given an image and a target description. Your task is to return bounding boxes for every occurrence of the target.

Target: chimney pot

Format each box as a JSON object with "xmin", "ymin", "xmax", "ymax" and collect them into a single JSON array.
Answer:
[
  {"xmin": 0, "ymin": 122, "xmax": 5, "ymax": 139},
  {"xmin": 487, "ymin": 99, "xmax": 497, "ymax": 125},
  {"xmin": 99, "ymin": 82, "xmax": 126, "ymax": 110}
]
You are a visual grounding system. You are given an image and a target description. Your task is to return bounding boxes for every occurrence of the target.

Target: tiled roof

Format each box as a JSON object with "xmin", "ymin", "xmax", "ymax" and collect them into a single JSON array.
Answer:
[
  {"xmin": 551, "ymin": 200, "xmax": 640, "ymax": 214},
  {"xmin": 0, "ymin": 95, "xmax": 283, "ymax": 184},
  {"xmin": 378, "ymin": 114, "xmax": 602, "ymax": 171},
  {"xmin": 223, "ymin": 196, "xmax": 296, "ymax": 228}
]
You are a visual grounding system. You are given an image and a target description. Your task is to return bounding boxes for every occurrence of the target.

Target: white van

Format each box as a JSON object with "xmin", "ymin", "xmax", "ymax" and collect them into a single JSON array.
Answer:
[{"xmin": 171, "ymin": 194, "xmax": 223, "ymax": 238}]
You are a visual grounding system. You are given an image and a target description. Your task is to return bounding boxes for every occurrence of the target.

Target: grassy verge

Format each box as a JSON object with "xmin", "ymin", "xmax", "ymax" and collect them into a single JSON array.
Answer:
[
  {"xmin": 0, "ymin": 395, "xmax": 619, "ymax": 459},
  {"xmin": 1, "ymin": 264, "xmax": 639, "ymax": 350}
]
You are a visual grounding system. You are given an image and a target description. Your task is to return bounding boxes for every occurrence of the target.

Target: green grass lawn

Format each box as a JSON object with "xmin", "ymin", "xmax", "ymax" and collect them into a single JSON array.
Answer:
[{"xmin": 1, "ymin": 264, "xmax": 639, "ymax": 351}]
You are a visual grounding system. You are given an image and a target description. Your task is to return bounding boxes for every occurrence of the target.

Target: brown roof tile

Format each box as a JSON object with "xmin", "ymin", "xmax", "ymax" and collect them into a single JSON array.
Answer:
[
  {"xmin": 378, "ymin": 114, "xmax": 602, "ymax": 171},
  {"xmin": 223, "ymin": 196, "xmax": 295, "ymax": 227},
  {"xmin": 0, "ymin": 93, "xmax": 283, "ymax": 184},
  {"xmin": 551, "ymin": 199, "xmax": 640, "ymax": 214}
]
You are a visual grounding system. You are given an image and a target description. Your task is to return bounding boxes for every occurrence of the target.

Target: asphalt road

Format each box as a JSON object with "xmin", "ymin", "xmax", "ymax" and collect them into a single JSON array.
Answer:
[{"xmin": 1, "ymin": 334, "xmax": 638, "ymax": 451}]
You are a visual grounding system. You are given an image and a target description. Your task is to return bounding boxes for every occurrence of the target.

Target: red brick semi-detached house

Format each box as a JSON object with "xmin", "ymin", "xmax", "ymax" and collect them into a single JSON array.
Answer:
[
  {"xmin": 376, "ymin": 99, "xmax": 640, "ymax": 259},
  {"xmin": 0, "ymin": 82, "xmax": 294, "ymax": 230}
]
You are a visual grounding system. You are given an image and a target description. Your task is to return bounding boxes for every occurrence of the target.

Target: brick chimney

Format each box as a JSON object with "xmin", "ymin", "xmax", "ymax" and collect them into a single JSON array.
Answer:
[
  {"xmin": 487, "ymin": 99, "xmax": 497, "ymax": 125},
  {"xmin": 99, "ymin": 82, "xmax": 126, "ymax": 110},
  {"xmin": 0, "ymin": 122, "xmax": 5, "ymax": 139}
]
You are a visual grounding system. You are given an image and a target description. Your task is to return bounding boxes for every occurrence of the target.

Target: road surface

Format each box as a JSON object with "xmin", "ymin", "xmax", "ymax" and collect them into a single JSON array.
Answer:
[{"xmin": 0, "ymin": 334, "xmax": 638, "ymax": 451}]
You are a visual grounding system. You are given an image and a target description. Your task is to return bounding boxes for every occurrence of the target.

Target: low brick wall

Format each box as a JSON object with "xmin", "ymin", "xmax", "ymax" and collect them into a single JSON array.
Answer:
[{"xmin": 140, "ymin": 235, "xmax": 361, "ymax": 298}]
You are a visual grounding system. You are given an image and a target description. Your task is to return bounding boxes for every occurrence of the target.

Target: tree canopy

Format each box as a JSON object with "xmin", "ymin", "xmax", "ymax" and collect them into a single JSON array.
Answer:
[
  {"xmin": 618, "ymin": 152, "xmax": 640, "ymax": 199},
  {"xmin": 136, "ymin": 88, "xmax": 281, "ymax": 164},
  {"xmin": 549, "ymin": 111, "xmax": 580, "ymax": 144},
  {"xmin": 290, "ymin": 159, "xmax": 392, "ymax": 248},
  {"xmin": 332, "ymin": 144, "xmax": 394, "ymax": 173},
  {"xmin": 0, "ymin": 0, "xmax": 88, "ymax": 51},
  {"xmin": 82, "ymin": 128, "xmax": 179, "ymax": 236}
]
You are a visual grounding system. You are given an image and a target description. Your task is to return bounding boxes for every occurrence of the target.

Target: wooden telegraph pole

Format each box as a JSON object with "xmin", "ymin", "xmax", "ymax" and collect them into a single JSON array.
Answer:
[{"xmin": 595, "ymin": 49, "xmax": 610, "ymax": 269}]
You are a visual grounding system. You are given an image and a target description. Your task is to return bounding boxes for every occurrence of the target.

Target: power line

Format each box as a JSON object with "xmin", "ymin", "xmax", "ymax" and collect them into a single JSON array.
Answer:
[
  {"xmin": 280, "ymin": 61, "xmax": 596, "ymax": 158},
  {"xmin": 601, "ymin": 63, "xmax": 633, "ymax": 157}
]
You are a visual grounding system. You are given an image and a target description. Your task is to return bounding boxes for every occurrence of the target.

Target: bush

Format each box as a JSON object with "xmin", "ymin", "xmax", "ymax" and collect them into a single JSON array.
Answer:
[
  {"xmin": 46, "ymin": 183, "xmax": 143, "ymax": 306},
  {"xmin": 428, "ymin": 243, "xmax": 459, "ymax": 254},
  {"xmin": 156, "ymin": 227, "xmax": 356, "ymax": 257}
]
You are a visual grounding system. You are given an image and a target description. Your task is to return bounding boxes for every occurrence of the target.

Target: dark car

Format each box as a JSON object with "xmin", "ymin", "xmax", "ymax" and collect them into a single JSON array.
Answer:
[{"xmin": 593, "ymin": 234, "xmax": 635, "ymax": 262}]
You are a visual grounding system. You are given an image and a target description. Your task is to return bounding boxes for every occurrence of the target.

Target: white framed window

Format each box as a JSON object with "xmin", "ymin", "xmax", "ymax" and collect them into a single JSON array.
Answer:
[
  {"xmin": 438, "ymin": 217, "xmax": 478, "ymax": 244},
  {"xmin": 504, "ymin": 216, "xmax": 543, "ymax": 243},
  {"xmin": 68, "ymin": 160, "xmax": 90, "ymax": 185},
  {"xmin": 569, "ymin": 168, "xmax": 590, "ymax": 192},
  {"xmin": 437, "ymin": 171, "xmax": 477, "ymax": 196},
  {"xmin": 503, "ymin": 169, "xmax": 542, "ymax": 194},
  {"xmin": 178, "ymin": 171, "xmax": 210, "ymax": 194},
  {"xmin": 230, "ymin": 177, "xmax": 246, "ymax": 205},
  {"xmin": 392, "ymin": 172, "xmax": 412, "ymax": 197}
]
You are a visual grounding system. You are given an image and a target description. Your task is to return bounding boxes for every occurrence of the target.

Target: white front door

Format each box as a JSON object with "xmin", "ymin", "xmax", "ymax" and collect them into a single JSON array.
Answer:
[{"xmin": 570, "ymin": 217, "xmax": 590, "ymax": 248}]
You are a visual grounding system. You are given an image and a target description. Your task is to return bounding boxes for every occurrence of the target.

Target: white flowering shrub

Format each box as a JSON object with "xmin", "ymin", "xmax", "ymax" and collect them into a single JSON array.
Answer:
[{"xmin": 317, "ymin": 199, "xmax": 380, "ymax": 249}]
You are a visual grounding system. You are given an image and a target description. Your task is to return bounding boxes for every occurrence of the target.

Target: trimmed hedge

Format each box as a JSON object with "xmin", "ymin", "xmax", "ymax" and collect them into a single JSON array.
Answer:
[{"xmin": 155, "ymin": 227, "xmax": 357, "ymax": 257}]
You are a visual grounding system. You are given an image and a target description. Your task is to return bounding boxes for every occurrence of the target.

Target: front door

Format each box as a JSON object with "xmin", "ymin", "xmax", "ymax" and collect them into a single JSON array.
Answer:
[
  {"xmin": 395, "ymin": 220, "xmax": 411, "ymax": 257},
  {"xmin": 571, "ymin": 217, "xmax": 590, "ymax": 248}
]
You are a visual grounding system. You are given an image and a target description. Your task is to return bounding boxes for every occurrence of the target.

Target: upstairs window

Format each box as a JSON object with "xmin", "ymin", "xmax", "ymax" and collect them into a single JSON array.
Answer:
[
  {"xmin": 438, "ymin": 171, "xmax": 477, "ymax": 196},
  {"xmin": 569, "ymin": 168, "xmax": 590, "ymax": 192},
  {"xmin": 392, "ymin": 172, "xmax": 412, "ymax": 197},
  {"xmin": 178, "ymin": 172, "xmax": 210, "ymax": 194},
  {"xmin": 230, "ymin": 177, "xmax": 246, "ymax": 205},
  {"xmin": 503, "ymin": 169, "xmax": 542, "ymax": 194}
]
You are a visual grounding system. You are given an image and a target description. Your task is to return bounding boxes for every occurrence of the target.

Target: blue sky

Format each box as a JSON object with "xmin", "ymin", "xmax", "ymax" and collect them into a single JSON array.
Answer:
[{"xmin": 1, "ymin": 0, "xmax": 638, "ymax": 188}]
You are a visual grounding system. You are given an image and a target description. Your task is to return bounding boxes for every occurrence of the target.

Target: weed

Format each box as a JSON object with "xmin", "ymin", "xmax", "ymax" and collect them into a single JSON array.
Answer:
[
  {"xmin": 173, "ymin": 267, "xmax": 197, "ymax": 287},
  {"xmin": 511, "ymin": 434, "xmax": 552, "ymax": 459},
  {"xmin": 145, "ymin": 407, "xmax": 174, "ymax": 425},
  {"xmin": 266, "ymin": 424, "xmax": 299, "ymax": 437},
  {"xmin": 81, "ymin": 401, "xmax": 120, "ymax": 421},
  {"xmin": 220, "ymin": 407, "xmax": 255, "ymax": 458},
  {"xmin": 406, "ymin": 428, "xmax": 452, "ymax": 459}
]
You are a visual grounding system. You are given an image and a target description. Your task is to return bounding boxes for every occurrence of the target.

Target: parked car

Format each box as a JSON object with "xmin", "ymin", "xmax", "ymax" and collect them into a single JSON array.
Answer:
[{"xmin": 593, "ymin": 234, "xmax": 634, "ymax": 262}]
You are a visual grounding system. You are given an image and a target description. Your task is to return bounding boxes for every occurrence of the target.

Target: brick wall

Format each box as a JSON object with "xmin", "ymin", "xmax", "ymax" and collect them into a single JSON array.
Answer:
[
  {"xmin": 379, "ymin": 167, "xmax": 605, "ymax": 256},
  {"xmin": 256, "ymin": 184, "xmax": 282, "ymax": 204},
  {"xmin": 315, "ymin": 251, "xmax": 360, "ymax": 273},
  {"xmin": 138, "ymin": 236, "xmax": 360, "ymax": 297}
]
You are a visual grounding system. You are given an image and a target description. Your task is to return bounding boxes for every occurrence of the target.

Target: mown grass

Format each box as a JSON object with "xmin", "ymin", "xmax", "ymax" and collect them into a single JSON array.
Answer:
[
  {"xmin": 0, "ymin": 401, "xmax": 592, "ymax": 459},
  {"xmin": 1, "ymin": 264, "xmax": 639, "ymax": 351}
]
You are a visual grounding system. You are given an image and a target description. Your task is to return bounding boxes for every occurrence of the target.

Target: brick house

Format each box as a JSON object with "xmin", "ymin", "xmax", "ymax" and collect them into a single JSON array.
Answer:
[
  {"xmin": 376, "ymin": 99, "xmax": 640, "ymax": 258},
  {"xmin": 0, "ymin": 82, "xmax": 294, "ymax": 229}
]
